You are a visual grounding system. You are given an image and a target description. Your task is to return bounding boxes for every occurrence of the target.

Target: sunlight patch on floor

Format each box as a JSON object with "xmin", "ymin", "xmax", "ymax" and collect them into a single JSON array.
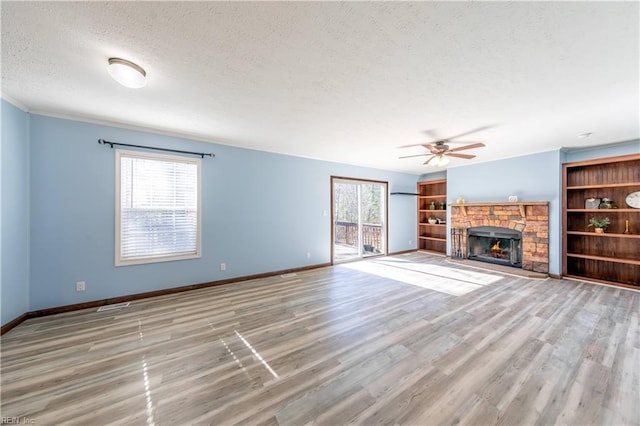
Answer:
[
  {"xmin": 340, "ymin": 257, "xmax": 504, "ymax": 296},
  {"xmin": 374, "ymin": 257, "xmax": 504, "ymax": 285}
]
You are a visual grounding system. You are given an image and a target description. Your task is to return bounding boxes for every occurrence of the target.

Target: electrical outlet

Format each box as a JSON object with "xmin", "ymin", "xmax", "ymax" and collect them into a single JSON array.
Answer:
[
  {"xmin": 76, "ymin": 281, "xmax": 86, "ymax": 292},
  {"xmin": 220, "ymin": 263, "xmax": 226, "ymax": 271},
  {"xmin": 306, "ymin": 252, "xmax": 311, "ymax": 259},
  {"xmin": 409, "ymin": 240, "xmax": 412, "ymax": 245}
]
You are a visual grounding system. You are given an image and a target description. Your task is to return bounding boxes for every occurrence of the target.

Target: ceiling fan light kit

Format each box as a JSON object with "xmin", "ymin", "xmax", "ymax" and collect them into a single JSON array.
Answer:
[{"xmin": 426, "ymin": 154, "xmax": 450, "ymax": 167}]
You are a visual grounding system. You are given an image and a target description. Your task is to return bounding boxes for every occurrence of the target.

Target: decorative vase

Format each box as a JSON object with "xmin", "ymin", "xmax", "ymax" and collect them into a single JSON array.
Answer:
[
  {"xmin": 585, "ymin": 197, "xmax": 601, "ymax": 209},
  {"xmin": 594, "ymin": 227, "xmax": 604, "ymax": 234},
  {"xmin": 429, "ymin": 201, "xmax": 436, "ymax": 210}
]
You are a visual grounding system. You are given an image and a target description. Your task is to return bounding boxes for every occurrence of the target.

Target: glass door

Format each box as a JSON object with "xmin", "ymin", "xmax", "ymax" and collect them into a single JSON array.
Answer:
[
  {"xmin": 332, "ymin": 178, "xmax": 387, "ymax": 263},
  {"xmin": 360, "ymin": 183, "xmax": 385, "ymax": 258}
]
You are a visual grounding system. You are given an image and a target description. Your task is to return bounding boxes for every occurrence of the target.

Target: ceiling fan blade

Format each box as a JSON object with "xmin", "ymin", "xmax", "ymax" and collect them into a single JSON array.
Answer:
[
  {"xmin": 399, "ymin": 153, "xmax": 428, "ymax": 159},
  {"xmin": 422, "ymin": 144, "xmax": 440, "ymax": 154},
  {"xmin": 447, "ymin": 153, "xmax": 476, "ymax": 159},
  {"xmin": 444, "ymin": 125, "xmax": 495, "ymax": 141},
  {"xmin": 423, "ymin": 155, "xmax": 437, "ymax": 165},
  {"xmin": 448, "ymin": 142, "xmax": 485, "ymax": 152},
  {"xmin": 424, "ymin": 129, "xmax": 443, "ymax": 142},
  {"xmin": 397, "ymin": 142, "xmax": 427, "ymax": 149},
  {"xmin": 442, "ymin": 140, "xmax": 481, "ymax": 144}
]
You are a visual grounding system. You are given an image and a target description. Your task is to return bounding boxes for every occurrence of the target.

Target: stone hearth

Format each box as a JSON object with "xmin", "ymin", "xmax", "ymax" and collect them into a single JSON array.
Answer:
[{"xmin": 449, "ymin": 202, "xmax": 549, "ymax": 273}]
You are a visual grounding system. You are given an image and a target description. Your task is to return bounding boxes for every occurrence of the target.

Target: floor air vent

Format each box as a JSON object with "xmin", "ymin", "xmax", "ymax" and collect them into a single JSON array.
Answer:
[
  {"xmin": 280, "ymin": 273, "xmax": 297, "ymax": 278},
  {"xmin": 97, "ymin": 302, "xmax": 130, "ymax": 312}
]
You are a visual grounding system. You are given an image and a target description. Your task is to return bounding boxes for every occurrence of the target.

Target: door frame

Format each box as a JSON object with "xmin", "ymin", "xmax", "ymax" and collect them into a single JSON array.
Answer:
[{"xmin": 330, "ymin": 176, "xmax": 389, "ymax": 264}]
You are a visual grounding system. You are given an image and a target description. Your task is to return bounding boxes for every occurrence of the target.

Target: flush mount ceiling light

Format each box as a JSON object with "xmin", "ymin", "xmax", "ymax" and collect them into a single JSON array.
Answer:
[
  {"xmin": 578, "ymin": 132, "xmax": 593, "ymax": 139},
  {"xmin": 107, "ymin": 58, "xmax": 146, "ymax": 88}
]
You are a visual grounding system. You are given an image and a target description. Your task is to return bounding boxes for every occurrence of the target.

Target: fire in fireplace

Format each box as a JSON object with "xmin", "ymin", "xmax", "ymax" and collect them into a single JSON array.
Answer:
[{"xmin": 467, "ymin": 226, "xmax": 522, "ymax": 267}]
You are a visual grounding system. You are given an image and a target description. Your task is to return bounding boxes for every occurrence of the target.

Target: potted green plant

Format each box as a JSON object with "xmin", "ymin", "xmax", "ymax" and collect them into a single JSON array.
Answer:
[{"xmin": 588, "ymin": 217, "xmax": 610, "ymax": 233}]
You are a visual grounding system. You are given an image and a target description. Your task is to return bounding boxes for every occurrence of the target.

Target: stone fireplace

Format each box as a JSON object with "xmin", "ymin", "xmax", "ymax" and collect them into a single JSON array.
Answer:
[{"xmin": 449, "ymin": 202, "xmax": 549, "ymax": 273}]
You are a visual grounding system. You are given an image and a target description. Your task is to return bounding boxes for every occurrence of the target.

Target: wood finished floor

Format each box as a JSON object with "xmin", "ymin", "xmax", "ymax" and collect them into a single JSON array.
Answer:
[{"xmin": 1, "ymin": 253, "xmax": 639, "ymax": 425}]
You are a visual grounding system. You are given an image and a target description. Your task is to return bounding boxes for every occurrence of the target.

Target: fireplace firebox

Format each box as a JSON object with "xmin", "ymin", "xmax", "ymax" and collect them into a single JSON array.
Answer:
[{"xmin": 467, "ymin": 226, "xmax": 522, "ymax": 268}]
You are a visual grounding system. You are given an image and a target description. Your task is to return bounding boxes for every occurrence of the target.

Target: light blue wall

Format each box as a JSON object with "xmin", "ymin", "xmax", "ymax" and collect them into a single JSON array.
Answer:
[
  {"xmin": 418, "ymin": 171, "xmax": 446, "ymax": 182},
  {"xmin": 1, "ymin": 100, "xmax": 30, "ymax": 325},
  {"xmin": 9, "ymin": 107, "xmax": 637, "ymax": 318},
  {"xmin": 564, "ymin": 140, "xmax": 639, "ymax": 163},
  {"xmin": 446, "ymin": 150, "xmax": 563, "ymax": 275},
  {"xmin": 28, "ymin": 115, "xmax": 419, "ymax": 310}
]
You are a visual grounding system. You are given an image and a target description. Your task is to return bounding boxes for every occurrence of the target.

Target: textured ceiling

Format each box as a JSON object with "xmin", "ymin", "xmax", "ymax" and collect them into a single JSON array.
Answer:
[{"xmin": 2, "ymin": 2, "xmax": 639, "ymax": 174}]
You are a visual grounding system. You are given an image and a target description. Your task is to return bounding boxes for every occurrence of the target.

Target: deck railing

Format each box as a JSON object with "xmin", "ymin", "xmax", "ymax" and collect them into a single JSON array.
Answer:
[{"xmin": 334, "ymin": 221, "xmax": 382, "ymax": 252}]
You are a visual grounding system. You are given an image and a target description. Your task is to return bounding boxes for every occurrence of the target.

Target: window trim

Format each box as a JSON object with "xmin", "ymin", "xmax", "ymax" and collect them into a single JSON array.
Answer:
[{"xmin": 115, "ymin": 149, "xmax": 202, "ymax": 267}]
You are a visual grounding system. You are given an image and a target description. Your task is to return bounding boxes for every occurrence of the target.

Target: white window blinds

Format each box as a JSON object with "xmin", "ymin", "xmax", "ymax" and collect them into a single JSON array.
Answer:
[{"xmin": 116, "ymin": 150, "xmax": 201, "ymax": 266}]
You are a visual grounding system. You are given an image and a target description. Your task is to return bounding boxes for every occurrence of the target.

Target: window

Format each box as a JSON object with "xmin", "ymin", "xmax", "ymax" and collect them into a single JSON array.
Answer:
[{"xmin": 115, "ymin": 149, "xmax": 201, "ymax": 266}]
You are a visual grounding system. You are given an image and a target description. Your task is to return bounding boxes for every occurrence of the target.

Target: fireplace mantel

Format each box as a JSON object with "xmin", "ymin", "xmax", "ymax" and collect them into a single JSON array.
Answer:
[{"xmin": 448, "ymin": 201, "xmax": 549, "ymax": 218}]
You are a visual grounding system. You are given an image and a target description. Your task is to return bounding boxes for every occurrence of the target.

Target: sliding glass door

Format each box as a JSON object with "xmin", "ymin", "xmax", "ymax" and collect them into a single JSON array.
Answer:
[{"xmin": 332, "ymin": 177, "xmax": 387, "ymax": 263}]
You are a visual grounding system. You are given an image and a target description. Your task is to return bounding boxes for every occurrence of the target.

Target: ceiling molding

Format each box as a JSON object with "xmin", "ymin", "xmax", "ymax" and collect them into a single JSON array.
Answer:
[
  {"xmin": 28, "ymin": 108, "xmax": 422, "ymax": 176},
  {"xmin": 1, "ymin": 93, "xmax": 29, "ymax": 112},
  {"xmin": 27, "ymin": 108, "xmax": 235, "ymax": 147},
  {"xmin": 560, "ymin": 139, "xmax": 640, "ymax": 153}
]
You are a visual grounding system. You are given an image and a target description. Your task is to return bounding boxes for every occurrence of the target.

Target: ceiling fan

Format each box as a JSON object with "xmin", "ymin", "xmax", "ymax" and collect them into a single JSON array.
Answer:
[{"xmin": 399, "ymin": 126, "xmax": 490, "ymax": 167}]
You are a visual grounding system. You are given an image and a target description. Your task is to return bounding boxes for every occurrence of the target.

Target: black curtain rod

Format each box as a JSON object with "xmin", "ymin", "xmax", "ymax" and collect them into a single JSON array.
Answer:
[{"xmin": 98, "ymin": 139, "xmax": 214, "ymax": 158}]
